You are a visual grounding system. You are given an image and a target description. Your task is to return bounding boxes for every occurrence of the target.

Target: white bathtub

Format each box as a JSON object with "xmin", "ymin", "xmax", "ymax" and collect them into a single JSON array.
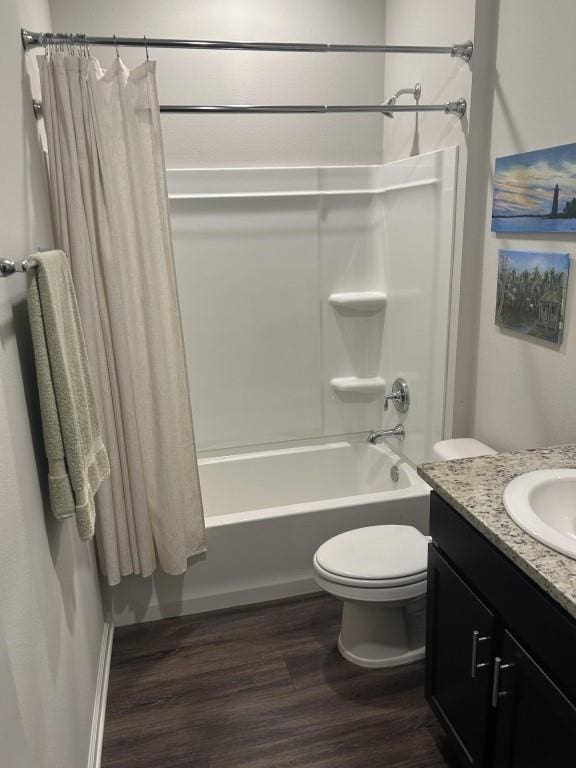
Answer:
[{"xmin": 108, "ymin": 439, "xmax": 430, "ymax": 625}]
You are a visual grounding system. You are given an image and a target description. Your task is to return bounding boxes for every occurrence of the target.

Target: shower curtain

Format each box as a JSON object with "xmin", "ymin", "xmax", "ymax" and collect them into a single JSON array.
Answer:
[{"xmin": 38, "ymin": 52, "xmax": 206, "ymax": 585}]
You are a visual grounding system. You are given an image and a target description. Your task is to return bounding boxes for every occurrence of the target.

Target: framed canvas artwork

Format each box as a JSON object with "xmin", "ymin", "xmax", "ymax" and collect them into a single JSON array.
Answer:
[
  {"xmin": 492, "ymin": 143, "xmax": 576, "ymax": 233},
  {"xmin": 496, "ymin": 250, "xmax": 570, "ymax": 344}
]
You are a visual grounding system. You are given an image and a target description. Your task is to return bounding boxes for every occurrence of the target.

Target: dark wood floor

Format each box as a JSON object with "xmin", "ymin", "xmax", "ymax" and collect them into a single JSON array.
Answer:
[{"xmin": 101, "ymin": 594, "xmax": 458, "ymax": 768}]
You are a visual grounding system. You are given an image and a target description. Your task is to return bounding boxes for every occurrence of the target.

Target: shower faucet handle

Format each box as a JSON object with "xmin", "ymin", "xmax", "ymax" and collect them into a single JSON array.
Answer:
[{"xmin": 384, "ymin": 378, "xmax": 410, "ymax": 414}]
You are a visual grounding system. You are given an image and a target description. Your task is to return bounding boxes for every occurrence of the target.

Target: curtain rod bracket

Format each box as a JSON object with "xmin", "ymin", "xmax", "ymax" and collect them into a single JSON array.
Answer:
[
  {"xmin": 451, "ymin": 40, "xmax": 474, "ymax": 62},
  {"xmin": 445, "ymin": 98, "xmax": 467, "ymax": 118},
  {"xmin": 21, "ymin": 28, "xmax": 36, "ymax": 51}
]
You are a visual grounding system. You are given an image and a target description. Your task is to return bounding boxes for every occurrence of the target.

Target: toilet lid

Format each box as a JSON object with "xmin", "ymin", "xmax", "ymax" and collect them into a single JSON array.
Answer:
[{"xmin": 315, "ymin": 525, "xmax": 428, "ymax": 582}]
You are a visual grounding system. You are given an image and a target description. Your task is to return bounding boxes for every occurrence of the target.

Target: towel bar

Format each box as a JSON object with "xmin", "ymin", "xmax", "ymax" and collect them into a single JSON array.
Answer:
[{"xmin": 0, "ymin": 259, "xmax": 33, "ymax": 277}]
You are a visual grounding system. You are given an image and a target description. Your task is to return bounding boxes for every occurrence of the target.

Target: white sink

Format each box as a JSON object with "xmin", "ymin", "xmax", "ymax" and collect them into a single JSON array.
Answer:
[{"xmin": 503, "ymin": 469, "xmax": 576, "ymax": 560}]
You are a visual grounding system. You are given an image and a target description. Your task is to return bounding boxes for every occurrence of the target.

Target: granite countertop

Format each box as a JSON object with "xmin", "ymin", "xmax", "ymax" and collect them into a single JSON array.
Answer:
[{"xmin": 418, "ymin": 444, "xmax": 576, "ymax": 620}]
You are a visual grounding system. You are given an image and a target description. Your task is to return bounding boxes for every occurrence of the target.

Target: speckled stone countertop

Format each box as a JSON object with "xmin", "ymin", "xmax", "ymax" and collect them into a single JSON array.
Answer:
[{"xmin": 418, "ymin": 444, "xmax": 576, "ymax": 620}]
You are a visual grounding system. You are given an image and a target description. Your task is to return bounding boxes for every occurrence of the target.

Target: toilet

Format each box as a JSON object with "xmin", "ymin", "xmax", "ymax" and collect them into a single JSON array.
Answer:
[{"xmin": 313, "ymin": 437, "xmax": 496, "ymax": 668}]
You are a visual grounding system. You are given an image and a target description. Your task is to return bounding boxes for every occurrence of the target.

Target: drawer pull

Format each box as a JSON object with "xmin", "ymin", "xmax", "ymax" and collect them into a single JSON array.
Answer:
[
  {"xmin": 491, "ymin": 656, "xmax": 514, "ymax": 707},
  {"xmin": 471, "ymin": 629, "xmax": 490, "ymax": 678}
]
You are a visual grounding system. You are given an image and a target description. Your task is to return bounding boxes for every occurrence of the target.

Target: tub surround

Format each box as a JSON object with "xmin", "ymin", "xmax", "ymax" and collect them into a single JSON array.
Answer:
[
  {"xmin": 418, "ymin": 444, "xmax": 576, "ymax": 619},
  {"xmin": 170, "ymin": 148, "xmax": 458, "ymax": 467}
]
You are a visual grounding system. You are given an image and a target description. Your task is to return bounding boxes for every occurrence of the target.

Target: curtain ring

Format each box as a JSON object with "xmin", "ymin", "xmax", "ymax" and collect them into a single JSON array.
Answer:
[
  {"xmin": 144, "ymin": 35, "xmax": 149, "ymax": 61},
  {"xmin": 113, "ymin": 34, "xmax": 120, "ymax": 58}
]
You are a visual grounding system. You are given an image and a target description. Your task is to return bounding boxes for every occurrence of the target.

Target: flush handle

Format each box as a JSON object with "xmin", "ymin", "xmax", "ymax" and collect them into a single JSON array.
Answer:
[{"xmin": 471, "ymin": 629, "xmax": 490, "ymax": 678}]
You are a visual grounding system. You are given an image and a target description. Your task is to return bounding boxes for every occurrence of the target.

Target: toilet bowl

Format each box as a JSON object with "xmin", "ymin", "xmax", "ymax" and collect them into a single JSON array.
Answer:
[
  {"xmin": 314, "ymin": 438, "xmax": 496, "ymax": 669},
  {"xmin": 314, "ymin": 525, "xmax": 429, "ymax": 668}
]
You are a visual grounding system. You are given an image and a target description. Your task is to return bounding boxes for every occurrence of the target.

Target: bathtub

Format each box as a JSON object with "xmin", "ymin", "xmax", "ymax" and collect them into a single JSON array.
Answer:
[{"xmin": 108, "ymin": 439, "xmax": 431, "ymax": 625}]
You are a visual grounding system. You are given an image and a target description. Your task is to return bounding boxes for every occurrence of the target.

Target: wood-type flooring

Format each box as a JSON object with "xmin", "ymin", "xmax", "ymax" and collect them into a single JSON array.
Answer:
[{"xmin": 102, "ymin": 594, "xmax": 458, "ymax": 768}]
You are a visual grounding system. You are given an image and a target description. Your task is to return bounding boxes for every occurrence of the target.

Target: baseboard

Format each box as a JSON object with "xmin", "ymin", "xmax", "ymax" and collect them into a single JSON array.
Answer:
[
  {"xmin": 87, "ymin": 621, "xmax": 114, "ymax": 768},
  {"xmin": 113, "ymin": 577, "xmax": 320, "ymax": 626},
  {"xmin": 177, "ymin": 577, "xmax": 320, "ymax": 619}
]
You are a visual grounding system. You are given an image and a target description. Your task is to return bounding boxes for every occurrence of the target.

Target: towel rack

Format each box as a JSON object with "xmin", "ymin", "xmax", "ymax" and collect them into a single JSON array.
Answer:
[{"xmin": 0, "ymin": 259, "xmax": 33, "ymax": 278}]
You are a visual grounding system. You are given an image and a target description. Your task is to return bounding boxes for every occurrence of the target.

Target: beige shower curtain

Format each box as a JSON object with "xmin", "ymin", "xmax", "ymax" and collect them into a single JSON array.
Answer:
[{"xmin": 38, "ymin": 52, "xmax": 206, "ymax": 585}]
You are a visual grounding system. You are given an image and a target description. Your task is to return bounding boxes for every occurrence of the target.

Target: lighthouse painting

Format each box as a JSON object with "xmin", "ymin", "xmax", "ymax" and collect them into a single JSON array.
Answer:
[{"xmin": 492, "ymin": 142, "xmax": 576, "ymax": 232}]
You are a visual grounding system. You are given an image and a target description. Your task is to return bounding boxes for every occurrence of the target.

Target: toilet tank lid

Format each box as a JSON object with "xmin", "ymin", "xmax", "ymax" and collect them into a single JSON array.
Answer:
[{"xmin": 432, "ymin": 438, "xmax": 497, "ymax": 461}]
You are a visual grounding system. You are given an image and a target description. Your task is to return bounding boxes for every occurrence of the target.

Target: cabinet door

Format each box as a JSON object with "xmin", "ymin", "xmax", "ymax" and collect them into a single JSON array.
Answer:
[
  {"xmin": 426, "ymin": 546, "xmax": 495, "ymax": 767},
  {"xmin": 492, "ymin": 631, "xmax": 576, "ymax": 768}
]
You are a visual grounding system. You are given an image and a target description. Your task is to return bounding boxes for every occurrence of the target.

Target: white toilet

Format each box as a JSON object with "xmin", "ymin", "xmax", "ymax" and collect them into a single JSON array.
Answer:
[{"xmin": 313, "ymin": 438, "xmax": 496, "ymax": 668}]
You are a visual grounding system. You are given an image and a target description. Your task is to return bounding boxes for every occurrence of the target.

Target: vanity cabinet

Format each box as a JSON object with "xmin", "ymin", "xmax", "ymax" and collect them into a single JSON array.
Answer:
[
  {"xmin": 426, "ymin": 492, "xmax": 576, "ymax": 768},
  {"xmin": 426, "ymin": 546, "xmax": 494, "ymax": 765},
  {"xmin": 492, "ymin": 631, "xmax": 576, "ymax": 768}
]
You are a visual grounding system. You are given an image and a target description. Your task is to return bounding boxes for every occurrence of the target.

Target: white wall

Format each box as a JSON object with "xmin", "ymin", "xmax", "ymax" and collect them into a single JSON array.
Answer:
[
  {"xmin": 0, "ymin": 2, "xmax": 105, "ymax": 767},
  {"xmin": 382, "ymin": 0, "xmax": 492, "ymax": 439},
  {"xmin": 49, "ymin": 0, "xmax": 387, "ymax": 168},
  {"xmin": 472, "ymin": 0, "xmax": 576, "ymax": 450}
]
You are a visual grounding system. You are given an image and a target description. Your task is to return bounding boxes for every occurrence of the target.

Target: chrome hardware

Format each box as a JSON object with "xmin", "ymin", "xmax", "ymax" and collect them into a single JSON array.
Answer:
[
  {"xmin": 33, "ymin": 99, "xmax": 469, "ymax": 119},
  {"xmin": 445, "ymin": 98, "xmax": 467, "ymax": 118},
  {"xmin": 384, "ymin": 377, "xmax": 410, "ymax": 414},
  {"xmin": 21, "ymin": 28, "xmax": 36, "ymax": 51},
  {"xmin": 390, "ymin": 465, "xmax": 400, "ymax": 483},
  {"xmin": 23, "ymin": 29, "xmax": 469, "ymax": 122},
  {"xmin": 0, "ymin": 259, "xmax": 32, "ymax": 278},
  {"xmin": 491, "ymin": 657, "xmax": 514, "ymax": 707},
  {"xmin": 451, "ymin": 40, "xmax": 474, "ymax": 62},
  {"xmin": 471, "ymin": 630, "xmax": 490, "ymax": 678},
  {"xmin": 21, "ymin": 29, "xmax": 474, "ymax": 59},
  {"xmin": 382, "ymin": 83, "xmax": 421, "ymax": 118},
  {"xmin": 368, "ymin": 424, "xmax": 405, "ymax": 444}
]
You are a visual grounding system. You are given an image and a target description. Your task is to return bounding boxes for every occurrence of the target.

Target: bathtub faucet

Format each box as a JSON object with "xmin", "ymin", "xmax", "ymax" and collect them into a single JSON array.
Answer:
[{"xmin": 367, "ymin": 424, "xmax": 405, "ymax": 443}]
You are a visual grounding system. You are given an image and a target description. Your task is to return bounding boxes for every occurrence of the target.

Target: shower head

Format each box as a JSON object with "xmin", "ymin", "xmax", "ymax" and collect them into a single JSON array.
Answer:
[{"xmin": 382, "ymin": 82, "xmax": 422, "ymax": 118}]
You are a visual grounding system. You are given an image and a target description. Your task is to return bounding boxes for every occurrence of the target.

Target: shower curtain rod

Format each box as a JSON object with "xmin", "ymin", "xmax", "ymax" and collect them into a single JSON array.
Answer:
[
  {"xmin": 21, "ymin": 29, "xmax": 474, "ymax": 62},
  {"xmin": 31, "ymin": 99, "xmax": 467, "ymax": 119}
]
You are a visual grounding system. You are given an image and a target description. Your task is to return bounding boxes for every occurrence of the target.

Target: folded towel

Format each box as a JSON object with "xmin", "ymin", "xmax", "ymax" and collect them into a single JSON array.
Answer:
[{"xmin": 27, "ymin": 250, "xmax": 110, "ymax": 541}]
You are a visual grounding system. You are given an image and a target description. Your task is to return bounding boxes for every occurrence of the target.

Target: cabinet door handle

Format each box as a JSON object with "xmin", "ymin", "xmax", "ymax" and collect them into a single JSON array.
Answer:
[
  {"xmin": 491, "ymin": 656, "xmax": 514, "ymax": 707},
  {"xmin": 471, "ymin": 629, "xmax": 490, "ymax": 678}
]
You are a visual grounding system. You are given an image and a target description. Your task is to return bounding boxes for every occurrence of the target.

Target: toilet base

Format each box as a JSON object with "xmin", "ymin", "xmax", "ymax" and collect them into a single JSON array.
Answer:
[
  {"xmin": 336, "ymin": 597, "xmax": 426, "ymax": 669},
  {"xmin": 338, "ymin": 634, "xmax": 425, "ymax": 668}
]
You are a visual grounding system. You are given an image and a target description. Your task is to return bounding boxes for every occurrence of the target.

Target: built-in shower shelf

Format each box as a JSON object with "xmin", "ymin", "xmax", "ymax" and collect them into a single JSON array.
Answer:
[
  {"xmin": 328, "ymin": 291, "xmax": 387, "ymax": 314},
  {"xmin": 330, "ymin": 377, "xmax": 386, "ymax": 395}
]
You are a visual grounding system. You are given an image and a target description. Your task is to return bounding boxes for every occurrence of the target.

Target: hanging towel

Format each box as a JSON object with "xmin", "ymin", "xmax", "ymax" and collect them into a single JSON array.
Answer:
[{"xmin": 27, "ymin": 250, "xmax": 110, "ymax": 541}]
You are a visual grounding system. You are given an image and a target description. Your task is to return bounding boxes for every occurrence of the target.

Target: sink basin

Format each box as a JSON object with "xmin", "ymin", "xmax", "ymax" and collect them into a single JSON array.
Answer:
[{"xmin": 503, "ymin": 469, "xmax": 576, "ymax": 560}]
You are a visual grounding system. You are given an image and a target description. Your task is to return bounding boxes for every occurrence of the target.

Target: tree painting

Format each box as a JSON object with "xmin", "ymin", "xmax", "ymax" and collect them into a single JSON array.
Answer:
[{"xmin": 495, "ymin": 250, "xmax": 570, "ymax": 344}]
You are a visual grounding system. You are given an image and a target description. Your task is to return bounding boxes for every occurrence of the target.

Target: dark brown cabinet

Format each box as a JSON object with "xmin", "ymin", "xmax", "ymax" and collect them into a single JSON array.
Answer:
[
  {"xmin": 426, "ymin": 547, "xmax": 494, "ymax": 766},
  {"xmin": 426, "ymin": 492, "xmax": 576, "ymax": 768},
  {"xmin": 492, "ymin": 632, "xmax": 576, "ymax": 768}
]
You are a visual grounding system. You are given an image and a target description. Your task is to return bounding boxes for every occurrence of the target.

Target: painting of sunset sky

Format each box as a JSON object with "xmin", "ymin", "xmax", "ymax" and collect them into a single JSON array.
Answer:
[{"xmin": 492, "ymin": 142, "xmax": 576, "ymax": 233}]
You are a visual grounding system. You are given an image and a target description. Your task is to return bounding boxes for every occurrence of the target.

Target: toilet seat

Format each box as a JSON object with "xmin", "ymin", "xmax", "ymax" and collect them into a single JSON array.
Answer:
[
  {"xmin": 314, "ymin": 525, "xmax": 428, "ymax": 589},
  {"xmin": 314, "ymin": 557, "xmax": 427, "ymax": 589}
]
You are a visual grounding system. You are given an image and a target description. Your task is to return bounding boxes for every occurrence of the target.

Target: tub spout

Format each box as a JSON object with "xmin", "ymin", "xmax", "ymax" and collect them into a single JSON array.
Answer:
[{"xmin": 367, "ymin": 425, "xmax": 405, "ymax": 443}]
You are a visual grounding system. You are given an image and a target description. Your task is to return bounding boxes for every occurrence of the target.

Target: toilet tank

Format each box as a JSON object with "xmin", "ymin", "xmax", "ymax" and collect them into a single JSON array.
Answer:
[{"xmin": 431, "ymin": 438, "xmax": 496, "ymax": 461}]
